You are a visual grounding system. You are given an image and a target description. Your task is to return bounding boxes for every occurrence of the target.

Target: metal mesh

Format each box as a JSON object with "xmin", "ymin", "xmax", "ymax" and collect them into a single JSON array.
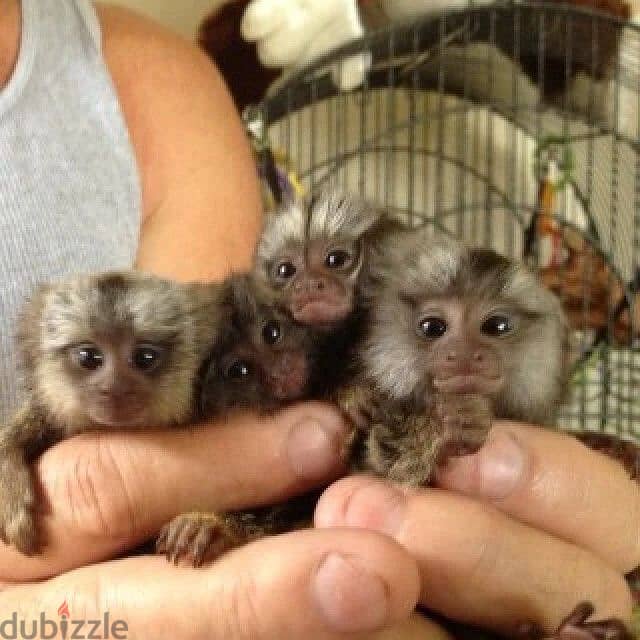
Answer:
[{"xmin": 257, "ymin": 3, "xmax": 640, "ymax": 437}]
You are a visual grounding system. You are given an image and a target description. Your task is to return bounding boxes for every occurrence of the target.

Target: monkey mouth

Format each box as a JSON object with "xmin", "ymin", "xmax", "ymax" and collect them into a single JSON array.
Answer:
[
  {"xmin": 291, "ymin": 298, "xmax": 351, "ymax": 328},
  {"xmin": 88, "ymin": 399, "xmax": 149, "ymax": 429},
  {"xmin": 433, "ymin": 375, "xmax": 503, "ymax": 395}
]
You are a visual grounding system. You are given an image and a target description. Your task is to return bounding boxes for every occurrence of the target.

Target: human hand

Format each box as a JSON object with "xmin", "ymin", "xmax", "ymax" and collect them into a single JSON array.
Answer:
[
  {"xmin": 0, "ymin": 401, "xmax": 428, "ymax": 639},
  {"xmin": 241, "ymin": 0, "xmax": 371, "ymax": 90},
  {"xmin": 316, "ymin": 421, "xmax": 636, "ymax": 636},
  {"xmin": 0, "ymin": 402, "xmax": 354, "ymax": 582}
]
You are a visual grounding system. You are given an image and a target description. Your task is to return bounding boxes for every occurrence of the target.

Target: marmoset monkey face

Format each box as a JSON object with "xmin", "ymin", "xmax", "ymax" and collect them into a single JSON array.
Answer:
[
  {"xmin": 63, "ymin": 334, "xmax": 173, "ymax": 428},
  {"xmin": 268, "ymin": 235, "xmax": 361, "ymax": 328},
  {"xmin": 365, "ymin": 235, "xmax": 569, "ymax": 424},
  {"xmin": 24, "ymin": 272, "xmax": 201, "ymax": 429},
  {"xmin": 255, "ymin": 189, "xmax": 381, "ymax": 329},
  {"xmin": 410, "ymin": 297, "xmax": 522, "ymax": 396},
  {"xmin": 200, "ymin": 276, "xmax": 313, "ymax": 415}
]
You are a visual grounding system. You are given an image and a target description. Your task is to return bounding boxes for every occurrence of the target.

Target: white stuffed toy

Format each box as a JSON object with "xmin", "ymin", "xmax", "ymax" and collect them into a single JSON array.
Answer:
[
  {"xmin": 239, "ymin": 0, "xmax": 499, "ymax": 90},
  {"xmin": 241, "ymin": 0, "xmax": 371, "ymax": 90}
]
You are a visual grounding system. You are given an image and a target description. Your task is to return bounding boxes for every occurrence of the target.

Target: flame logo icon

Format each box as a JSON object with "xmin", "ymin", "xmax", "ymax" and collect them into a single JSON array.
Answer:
[{"xmin": 57, "ymin": 600, "xmax": 70, "ymax": 618}]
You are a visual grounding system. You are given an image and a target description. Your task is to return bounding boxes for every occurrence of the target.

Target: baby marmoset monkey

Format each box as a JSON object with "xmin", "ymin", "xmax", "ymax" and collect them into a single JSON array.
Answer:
[
  {"xmin": 350, "ymin": 229, "xmax": 569, "ymax": 485},
  {"xmin": 0, "ymin": 271, "xmax": 226, "ymax": 554},
  {"xmin": 198, "ymin": 273, "xmax": 319, "ymax": 416},
  {"xmin": 343, "ymin": 233, "xmax": 632, "ymax": 639}
]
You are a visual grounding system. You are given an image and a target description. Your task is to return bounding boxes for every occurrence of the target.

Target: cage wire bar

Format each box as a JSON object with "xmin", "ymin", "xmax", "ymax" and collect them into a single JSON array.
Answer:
[{"xmin": 256, "ymin": 2, "xmax": 640, "ymax": 437}]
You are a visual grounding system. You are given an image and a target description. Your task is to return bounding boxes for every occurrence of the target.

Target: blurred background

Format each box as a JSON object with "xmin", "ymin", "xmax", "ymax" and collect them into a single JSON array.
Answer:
[
  {"xmin": 110, "ymin": 0, "xmax": 640, "ymax": 38},
  {"xmin": 110, "ymin": 0, "xmax": 227, "ymax": 37}
]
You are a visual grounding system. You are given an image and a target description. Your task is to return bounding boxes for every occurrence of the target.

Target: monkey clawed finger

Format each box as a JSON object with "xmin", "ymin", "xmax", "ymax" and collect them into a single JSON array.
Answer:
[
  {"xmin": 155, "ymin": 523, "xmax": 169, "ymax": 554},
  {"xmin": 161, "ymin": 514, "xmax": 203, "ymax": 564},
  {"xmin": 516, "ymin": 602, "xmax": 632, "ymax": 640},
  {"xmin": 157, "ymin": 512, "xmax": 239, "ymax": 567},
  {"xmin": 548, "ymin": 602, "xmax": 632, "ymax": 640}
]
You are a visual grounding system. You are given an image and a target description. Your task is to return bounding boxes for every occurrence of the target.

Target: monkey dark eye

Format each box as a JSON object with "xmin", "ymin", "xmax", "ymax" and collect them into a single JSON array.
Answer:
[
  {"xmin": 419, "ymin": 317, "xmax": 447, "ymax": 339},
  {"xmin": 131, "ymin": 345, "xmax": 164, "ymax": 372},
  {"xmin": 226, "ymin": 360, "xmax": 251, "ymax": 379},
  {"xmin": 481, "ymin": 315, "xmax": 513, "ymax": 336},
  {"xmin": 262, "ymin": 321, "xmax": 281, "ymax": 345},
  {"xmin": 276, "ymin": 261, "xmax": 296, "ymax": 279},
  {"xmin": 325, "ymin": 250, "xmax": 351, "ymax": 269},
  {"xmin": 74, "ymin": 345, "xmax": 104, "ymax": 370}
]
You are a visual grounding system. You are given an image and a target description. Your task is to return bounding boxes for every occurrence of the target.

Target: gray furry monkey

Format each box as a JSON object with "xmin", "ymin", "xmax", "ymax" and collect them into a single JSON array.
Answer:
[
  {"xmin": 340, "ymin": 232, "xmax": 629, "ymax": 639},
  {"xmin": 0, "ymin": 271, "xmax": 226, "ymax": 554},
  {"xmin": 347, "ymin": 230, "xmax": 569, "ymax": 485}
]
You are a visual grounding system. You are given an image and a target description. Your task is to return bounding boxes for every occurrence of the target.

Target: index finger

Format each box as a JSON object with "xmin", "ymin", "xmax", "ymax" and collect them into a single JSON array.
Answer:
[
  {"xmin": 0, "ymin": 402, "xmax": 349, "ymax": 582},
  {"xmin": 436, "ymin": 421, "xmax": 640, "ymax": 574}
]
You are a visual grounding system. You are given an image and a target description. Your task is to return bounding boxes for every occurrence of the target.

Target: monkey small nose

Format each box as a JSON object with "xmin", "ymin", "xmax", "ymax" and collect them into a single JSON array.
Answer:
[
  {"xmin": 472, "ymin": 352, "xmax": 484, "ymax": 362},
  {"xmin": 446, "ymin": 351, "xmax": 457, "ymax": 362},
  {"xmin": 313, "ymin": 279, "xmax": 325, "ymax": 291}
]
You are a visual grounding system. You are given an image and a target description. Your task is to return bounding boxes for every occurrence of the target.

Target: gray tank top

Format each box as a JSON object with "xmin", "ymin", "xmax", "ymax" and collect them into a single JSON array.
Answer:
[{"xmin": 0, "ymin": 0, "xmax": 141, "ymax": 420}]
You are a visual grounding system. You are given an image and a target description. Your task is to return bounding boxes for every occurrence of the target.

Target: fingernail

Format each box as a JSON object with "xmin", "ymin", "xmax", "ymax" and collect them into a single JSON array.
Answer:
[
  {"xmin": 439, "ymin": 431, "xmax": 529, "ymax": 499},
  {"xmin": 286, "ymin": 411, "xmax": 347, "ymax": 481},
  {"xmin": 342, "ymin": 481, "xmax": 407, "ymax": 537},
  {"xmin": 313, "ymin": 552, "xmax": 390, "ymax": 633}
]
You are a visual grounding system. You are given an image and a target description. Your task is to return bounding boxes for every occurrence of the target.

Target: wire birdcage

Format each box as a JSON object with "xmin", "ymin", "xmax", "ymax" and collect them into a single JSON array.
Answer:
[{"xmin": 252, "ymin": 2, "xmax": 640, "ymax": 438}]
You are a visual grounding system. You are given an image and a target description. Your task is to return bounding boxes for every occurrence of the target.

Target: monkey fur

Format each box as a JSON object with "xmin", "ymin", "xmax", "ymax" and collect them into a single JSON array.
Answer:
[{"xmin": 0, "ymin": 271, "xmax": 226, "ymax": 554}]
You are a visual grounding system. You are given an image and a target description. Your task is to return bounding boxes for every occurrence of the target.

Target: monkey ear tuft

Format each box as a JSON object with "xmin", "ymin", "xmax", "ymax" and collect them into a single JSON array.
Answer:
[
  {"xmin": 307, "ymin": 187, "xmax": 382, "ymax": 241},
  {"xmin": 255, "ymin": 196, "xmax": 307, "ymax": 268}
]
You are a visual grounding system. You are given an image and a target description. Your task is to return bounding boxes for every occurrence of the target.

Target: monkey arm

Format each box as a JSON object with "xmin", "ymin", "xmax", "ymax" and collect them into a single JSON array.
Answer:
[
  {"xmin": 0, "ymin": 401, "xmax": 55, "ymax": 554},
  {"xmin": 156, "ymin": 491, "xmax": 321, "ymax": 566},
  {"xmin": 359, "ymin": 413, "xmax": 449, "ymax": 486},
  {"xmin": 340, "ymin": 386, "xmax": 493, "ymax": 487}
]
